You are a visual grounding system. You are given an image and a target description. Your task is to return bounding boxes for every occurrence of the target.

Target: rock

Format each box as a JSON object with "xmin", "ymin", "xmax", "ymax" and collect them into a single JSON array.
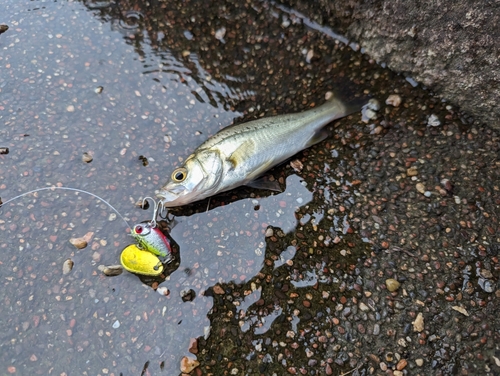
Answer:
[
  {"xmin": 0, "ymin": 24, "xmax": 8, "ymax": 35},
  {"xmin": 82, "ymin": 152, "xmax": 93, "ymax": 163},
  {"xmin": 62, "ymin": 259, "xmax": 74, "ymax": 274},
  {"xmin": 413, "ymin": 312, "xmax": 424, "ymax": 332},
  {"xmin": 180, "ymin": 356, "xmax": 199, "ymax": 374},
  {"xmin": 0, "ymin": 147, "xmax": 9, "ymax": 154},
  {"xmin": 69, "ymin": 237, "xmax": 88, "ymax": 249},
  {"xmin": 98, "ymin": 265, "xmax": 123, "ymax": 276},
  {"xmin": 396, "ymin": 359, "xmax": 408, "ymax": 370},
  {"xmin": 407, "ymin": 167, "xmax": 418, "ymax": 176},
  {"xmin": 188, "ymin": 338, "xmax": 198, "ymax": 354},
  {"xmin": 213, "ymin": 285, "xmax": 225, "ymax": 294},
  {"xmin": 386, "ymin": 278, "xmax": 400, "ymax": 292},
  {"xmin": 386, "ymin": 94, "xmax": 402, "ymax": 107},
  {"xmin": 416, "ymin": 183, "xmax": 426, "ymax": 194}
]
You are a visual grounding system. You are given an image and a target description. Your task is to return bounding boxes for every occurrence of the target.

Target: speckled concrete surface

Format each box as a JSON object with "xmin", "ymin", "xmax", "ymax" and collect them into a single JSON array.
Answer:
[{"xmin": 0, "ymin": 1, "xmax": 498, "ymax": 375}]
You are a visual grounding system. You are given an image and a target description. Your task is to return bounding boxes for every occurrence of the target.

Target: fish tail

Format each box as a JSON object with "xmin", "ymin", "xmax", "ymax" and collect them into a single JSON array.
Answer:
[{"xmin": 325, "ymin": 90, "xmax": 367, "ymax": 117}]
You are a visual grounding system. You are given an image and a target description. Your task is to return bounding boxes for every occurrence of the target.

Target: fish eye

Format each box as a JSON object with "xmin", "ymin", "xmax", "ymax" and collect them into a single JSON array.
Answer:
[{"xmin": 171, "ymin": 168, "xmax": 187, "ymax": 182}]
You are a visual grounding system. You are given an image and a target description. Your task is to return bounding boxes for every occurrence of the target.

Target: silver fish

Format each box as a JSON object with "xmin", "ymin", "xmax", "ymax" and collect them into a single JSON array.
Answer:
[{"xmin": 157, "ymin": 93, "xmax": 361, "ymax": 207}]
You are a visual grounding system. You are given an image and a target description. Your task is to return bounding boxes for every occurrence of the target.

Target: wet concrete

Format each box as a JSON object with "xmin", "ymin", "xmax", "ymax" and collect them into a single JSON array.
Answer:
[{"xmin": 0, "ymin": 0, "xmax": 498, "ymax": 375}]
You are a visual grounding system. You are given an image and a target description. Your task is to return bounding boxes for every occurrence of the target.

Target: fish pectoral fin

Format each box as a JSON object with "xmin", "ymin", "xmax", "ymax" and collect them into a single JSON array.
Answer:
[
  {"xmin": 228, "ymin": 139, "xmax": 257, "ymax": 169},
  {"xmin": 305, "ymin": 128, "xmax": 330, "ymax": 148},
  {"xmin": 246, "ymin": 176, "xmax": 282, "ymax": 192},
  {"xmin": 244, "ymin": 159, "xmax": 282, "ymax": 191}
]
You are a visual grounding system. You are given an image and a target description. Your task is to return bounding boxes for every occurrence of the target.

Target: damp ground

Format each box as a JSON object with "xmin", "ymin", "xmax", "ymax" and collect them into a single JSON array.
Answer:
[{"xmin": 0, "ymin": 1, "xmax": 498, "ymax": 375}]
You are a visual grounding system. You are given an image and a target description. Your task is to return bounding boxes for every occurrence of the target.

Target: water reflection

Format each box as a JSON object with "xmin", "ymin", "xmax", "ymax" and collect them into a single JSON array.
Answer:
[{"xmin": 0, "ymin": 0, "xmax": 371, "ymax": 374}]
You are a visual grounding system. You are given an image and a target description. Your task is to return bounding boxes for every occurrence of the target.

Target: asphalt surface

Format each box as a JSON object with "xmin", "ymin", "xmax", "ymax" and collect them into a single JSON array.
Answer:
[{"xmin": 0, "ymin": 1, "xmax": 498, "ymax": 375}]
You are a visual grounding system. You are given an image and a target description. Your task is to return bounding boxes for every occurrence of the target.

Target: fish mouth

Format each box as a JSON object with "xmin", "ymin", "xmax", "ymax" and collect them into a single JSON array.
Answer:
[{"xmin": 156, "ymin": 190, "xmax": 180, "ymax": 208}]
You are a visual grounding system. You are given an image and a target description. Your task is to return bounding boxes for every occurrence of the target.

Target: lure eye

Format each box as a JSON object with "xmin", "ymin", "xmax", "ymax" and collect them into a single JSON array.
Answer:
[
  {"xmin": 171, "ymin": 168, "xmax": 187, "ymax": 183},
  {"xmin": 134, "ymin": 225, "xmax": 143, "ymax": 234}
]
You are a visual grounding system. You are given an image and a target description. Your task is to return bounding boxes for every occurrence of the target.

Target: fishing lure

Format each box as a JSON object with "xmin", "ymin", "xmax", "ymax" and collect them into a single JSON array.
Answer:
[
  {"xmin": 0, "ymin": 187, "xmax": 174, "ymax": 276},
  {"xmin": 121, "ymin": 198, "xmax": 173, "ymax": 276},
  {"xmin": 129, "ymin": 197, "xmax": 173, "ymax": 262}
]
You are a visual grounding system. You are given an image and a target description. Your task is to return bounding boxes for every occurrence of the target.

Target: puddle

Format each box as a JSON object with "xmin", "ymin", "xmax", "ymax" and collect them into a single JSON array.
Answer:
[{"xmin": 3, "ymin": 0, "xmax": 498, "ymax": 375}]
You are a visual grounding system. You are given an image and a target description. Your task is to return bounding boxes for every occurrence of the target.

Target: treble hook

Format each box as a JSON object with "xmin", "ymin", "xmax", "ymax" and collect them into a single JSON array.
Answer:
[{"xmin": 141, "ymin": 196, "xmax": 160, "ymax": 228}]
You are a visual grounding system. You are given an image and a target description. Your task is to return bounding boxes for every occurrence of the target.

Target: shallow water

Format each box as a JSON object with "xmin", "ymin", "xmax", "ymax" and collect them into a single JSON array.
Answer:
[
  {"xmin": 0, "ymin": 0, "xmax": 370, "ymax": 374},
  {"xmin": 3, "ymin": 1, "xmax": 498, "ymax": 376}
]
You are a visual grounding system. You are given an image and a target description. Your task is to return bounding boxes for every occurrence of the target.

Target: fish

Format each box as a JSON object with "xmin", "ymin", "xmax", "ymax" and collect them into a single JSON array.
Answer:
[
  {"xmin": 130, "ymin": 222, "xmax": 173, "ymax": 262},
  {"xmin": 157, "ymin": 92, "xmax": 362, "ymax": 207}
]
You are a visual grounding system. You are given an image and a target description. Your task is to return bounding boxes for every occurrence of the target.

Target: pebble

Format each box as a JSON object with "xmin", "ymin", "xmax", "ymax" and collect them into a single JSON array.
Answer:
[
  {"xmin": 0, "ymin": 147, "xmax": 9, "ymax": 154},
  {"xmin": 180, "ymin": 356, "xmax": 200, "ymax": 373},
  {"xmin": 427, "ymin": 114, "xmax": 441, "ymax": 127},
  {"xmin": 451, "ymin": 306, "xmax": 469, "ymax": 316},
  {"xmin": 0, "ymin": 24, "xmax": 8, "ymax": 34},
  {"xmin": 94, "ymin": 86, "xmax": 103, "ymax": 94},
  {"xmin": 112, "ymin": 320, "xmax": 120, "ymax": 329},
  {"xmin": 415, "ymin": 359, "xmax": 424, "ymax": 367},
  {"xmin": 385, "ymin": 94, "xmax": 402, "ymax": 107},
  {"xmin": 82, "ymin": 152, "xmax": 93, "ymax": 163},
  {"xmin": 415, "ymin": 183, "xmax": 426, "ymax": 194},
  {"xmin": 69, "ymin": 237, "xmax": 88, "ymax": 249},
  {"xmin": 396, "ymin": 359, "xmax": 408, "ymax": 370},
  {"xmin": 98, "ymin": 265, "xmax": 123, "ymax": 276},
  {"xmin": 156, "ymin": 286, "xmax": 170, "ymax": 296},
  {"xmin": 413, "ymin": 312, "xmax": 424, "ymax": 332},
  {"xmin": 386, "ymin": 278, "xmax": 400, "ymax": 292},
  {"xmin": 407, "ymin": 167, "xmax": 418, "ymax": 176},
  {"xmin": 62, "ymin": 259, "xmax": 74, "ymax": 274}
]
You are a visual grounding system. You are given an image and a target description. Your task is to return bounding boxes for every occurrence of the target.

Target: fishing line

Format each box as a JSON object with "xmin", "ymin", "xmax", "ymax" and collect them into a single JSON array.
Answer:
[{"xmin": 0, "ymin": 186, "xmax": 131, "ymax": 229}]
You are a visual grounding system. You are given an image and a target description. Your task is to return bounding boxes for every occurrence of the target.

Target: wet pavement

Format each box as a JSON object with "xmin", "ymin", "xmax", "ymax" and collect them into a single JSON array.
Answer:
[{"xmin": 0, "ymin": 0, "xmax": 499, "ymax": 375}]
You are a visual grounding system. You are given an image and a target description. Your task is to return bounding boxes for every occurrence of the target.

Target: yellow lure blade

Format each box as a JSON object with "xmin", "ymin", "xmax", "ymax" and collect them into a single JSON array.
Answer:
[{"xmin": 120, "ymin": 244, "xmax": 164, "ymax": 276}]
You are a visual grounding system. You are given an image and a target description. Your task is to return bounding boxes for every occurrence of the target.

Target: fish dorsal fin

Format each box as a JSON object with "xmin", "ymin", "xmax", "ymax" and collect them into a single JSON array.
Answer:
[{"xmin": 228, "ymin": 139, "xmax": 256, "ymax": 169}]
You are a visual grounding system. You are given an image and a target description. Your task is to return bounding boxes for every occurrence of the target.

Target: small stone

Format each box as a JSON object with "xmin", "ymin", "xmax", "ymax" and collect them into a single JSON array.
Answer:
[
  {"xmin": 82, "ymin": 152, "xmax": 93, "ymax": 163},
  {"xmin": 66, "ymin": 105, "xmax": 75, "ymax": 112},
  {"xmin": 386, "ymin": 94, "xmax": 402, "ymax": 107},
  {"xmin": 215, "ymin": 27, "xmax": 226, "ymax": 41},
  {"xmin": 416, "ymin": 183, "xmax": 426, "ymax": 194},
  {"xmin": 0, "ymin": 147, "xmax": 9, "ymax": 154},
  {"xmin": 213, "ymin": 285, "xmax": 225, "ymax": 295},
  {"xmin": 379, "ymin": 362, "xmax": 387, "ymax": 371},
  {"xmin": 69, "ymin": 237, "xmax": 87, "ymax": 249},
  {"xmin": 94, "ymin": 86, "xmax": 103, "ymax": 94},
  {"xmin": 182, "ymin": 50, "xmax": 190, "ymax": 57},
  {"xmin": 415, "ymin": 359, "xmax": 424, "ymax": 367},
  {"xmin": 112, "ymin": 320, "xmax": 120, "ymax": 329},
  {"xmin": 396, "ymin": 359, "xmax": 408, "ymax": 370},
  {"xmin": 98, "ymin": 265, "xmax": 123, "ymax": 276},
  {"xmin": 393, "ymin": 371, "xmax": 403, "ymax": 376},
  {"xmin": 451, "ymin": 306, "xmax": 469, "ymax": 316},
  {"xmin": 359, "ymin": 302, "xmax": 370, "ymax": 312},
  {"xmin": 413, "ymin": 312, "xmax": 424, "ymax": 332},
  {"xmin": 290, "ymin": 159, "xmax": 303, "ymax": 172},
  {"xmin": 180, "ymin": 356, "xmax": 199, "ymax": 373},
  {"xmin": 0, "ymin": 24, "xmax": 9, "ymax": 34},
  {"xmin": 427, "ymin": 114, "xmax": 441, "ymax": 127},
  {"xmin": 407, "ymin": 167, "xmax": 418, "ymax": 176},
  {"xmin": 479, "ymin": 269, "xmax": 493, "ymax": 279},
  {"xmin": 386, "ymin": 278, "xmax": 400, "ymax": 292},
  {"xmin": 157, "ymin": 286, "xmax": 170, "ymax": 296},
  {"xmin": 188, "ymin": 338, "xmax": 198, "ymax": 354},
  {"xmin": 62, "ymin": 259, "xmax": 74, "ymax": 274},
  {"xmin": 265, "ymin": 228, "xmax": 274, "ymax": 237}
]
